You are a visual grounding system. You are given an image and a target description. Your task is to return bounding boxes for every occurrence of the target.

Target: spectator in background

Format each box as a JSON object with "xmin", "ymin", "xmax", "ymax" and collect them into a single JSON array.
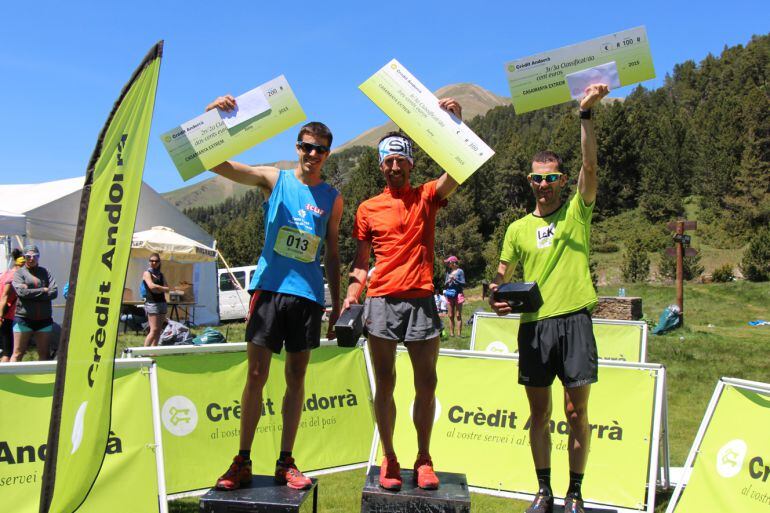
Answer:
[
  {"xmin": 142, "ymin": 253, "xmax": 169, "ymax": 347},
  {"xmin": 443, "ymin": 256, "xmax": 466, "ymax": 337},
  {"xmin": 12, "ymin": 245, "xmax": 57, "ymax": 361},
  {"xmin": 0, "ymin": 249, "xmax": 24, "ymax": 362}
]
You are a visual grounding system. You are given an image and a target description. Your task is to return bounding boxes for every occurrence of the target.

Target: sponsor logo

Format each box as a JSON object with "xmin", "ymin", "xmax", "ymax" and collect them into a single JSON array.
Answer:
[
  {"xmin": 536, "ymin": 224, "xmax": 556, "ymax": 249},
  {"xmin": 305, "ymin": 203, "xmax": 325, "ymax": 216},
  {"xmin": 162, "ymin": 395, "xmax": 198, "ymax": 437},
  {"xmin": 485, "ymin": 341, "xmax": 510, "ymax": 353},
  {"xmin": 298, "ymin": 209, "xmax": 307, "ymax": 219},
  {"xmin": 716, "ymin": 439, "xmax": 748, "ymax": 478}
]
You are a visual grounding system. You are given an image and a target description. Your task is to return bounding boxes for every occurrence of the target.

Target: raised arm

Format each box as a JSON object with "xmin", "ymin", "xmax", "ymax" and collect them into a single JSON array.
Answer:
[
  {"xmin": 577, "ymin": 84, "xmax": 609, "ymax": 206},
  {"xmin": 205, "ymin": 95, "xmax": 280, "ymax": 195},
  {"xmin": 343, "ymin": 239, "xmax": 372, "ymax": 310},
  {"xmin": 435, "ymin": 97, "xmax": 463, "ymax": 200},
  {"xmin": 324, "ymin": 194, "xmax": 344, "ymax": 337}
]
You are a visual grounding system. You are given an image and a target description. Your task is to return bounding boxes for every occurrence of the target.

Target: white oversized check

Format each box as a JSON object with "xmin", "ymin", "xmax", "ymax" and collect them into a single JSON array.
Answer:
[
  {"xmin": 359, "ymin": 59, "xmax": 494, "ymax": 184},
  {"xmin": 160, "ymin": 75, "xmax": 306, "ymax": 181},
  {"xmin": 504, "ymin": 26, "xmax": 655, "ymax": 113}
]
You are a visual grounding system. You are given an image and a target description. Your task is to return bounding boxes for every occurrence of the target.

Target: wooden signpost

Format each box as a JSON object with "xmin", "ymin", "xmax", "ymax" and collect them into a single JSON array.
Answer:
[{"xmin": 665, "ymin": 220, "xmax": 698, "ymax": 325}]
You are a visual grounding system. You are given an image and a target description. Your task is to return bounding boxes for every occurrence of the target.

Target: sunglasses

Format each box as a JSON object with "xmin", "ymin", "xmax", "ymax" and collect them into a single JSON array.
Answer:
[
  {"xmin": 297, "ymin": 141, "xmax": 330, "ymax": 155},
  {"xmin": 529, "ymin": 173, "xmax": 563, "ymax": 184},
  {"xmin": 25, "ymin": 254, "xmax": 39, "ymax": 259},
  {"xmin": 149, "ymin": 259, "xmax": 160, "ymax": 263}
]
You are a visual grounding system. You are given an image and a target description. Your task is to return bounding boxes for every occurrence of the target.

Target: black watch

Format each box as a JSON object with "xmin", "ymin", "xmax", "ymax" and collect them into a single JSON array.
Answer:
[{"xmin": 579, "ymin": 109, "xmax": 592, "ymax": 120}]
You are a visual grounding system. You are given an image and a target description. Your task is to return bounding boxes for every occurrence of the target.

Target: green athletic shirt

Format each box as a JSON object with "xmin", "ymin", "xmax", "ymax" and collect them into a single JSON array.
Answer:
[{"xmin": 500, "ymin": 193, "xmax": 597, "ymax": 323}]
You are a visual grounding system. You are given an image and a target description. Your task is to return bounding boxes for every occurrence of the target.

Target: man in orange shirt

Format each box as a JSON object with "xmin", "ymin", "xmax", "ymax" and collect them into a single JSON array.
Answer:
[{"xmin": 343, "ymin": 98, "xmax": 462, "ymax": 491}]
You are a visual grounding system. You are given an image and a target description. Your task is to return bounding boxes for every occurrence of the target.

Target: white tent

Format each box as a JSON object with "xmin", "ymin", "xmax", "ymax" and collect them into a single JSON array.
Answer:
[{"xmin": 0, "ymin": 177, "xmax": 220, "ymax": 325}]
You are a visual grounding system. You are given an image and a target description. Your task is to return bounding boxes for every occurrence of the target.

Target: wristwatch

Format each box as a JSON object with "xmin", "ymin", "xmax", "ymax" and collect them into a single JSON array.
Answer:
[{"xmin": 579, "ymin": 109, "xmax": 592, "ymax": 120}]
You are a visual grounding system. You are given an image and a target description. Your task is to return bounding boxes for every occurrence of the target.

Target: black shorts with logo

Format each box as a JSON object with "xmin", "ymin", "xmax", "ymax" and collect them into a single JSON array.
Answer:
[
  {"xmin": 245, "ymin": 290, "xmax": 323, "ymax": 354},
  {"xmin": 517, "ymin": 309, "xmax": 598, "ymax": 388}
]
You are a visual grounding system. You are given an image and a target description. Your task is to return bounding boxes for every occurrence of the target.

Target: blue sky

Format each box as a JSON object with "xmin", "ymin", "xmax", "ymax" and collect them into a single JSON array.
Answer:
[{"xmin": 1, "ymin": 0, "xmax": 768, "ymax": 193}]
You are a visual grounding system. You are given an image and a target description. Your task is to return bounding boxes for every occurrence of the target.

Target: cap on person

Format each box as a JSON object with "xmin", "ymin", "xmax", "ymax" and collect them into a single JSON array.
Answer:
[
  {"xmin": 444, "ymin": 255, "xmax": 459, "ymax": 263},
  {"xmin": 23, "ymin": 244, "xmax": 40, "ymax": 256}
]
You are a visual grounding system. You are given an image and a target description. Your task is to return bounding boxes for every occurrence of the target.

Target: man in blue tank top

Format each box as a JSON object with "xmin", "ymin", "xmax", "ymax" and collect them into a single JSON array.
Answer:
[{"xmin": 205, "ymin": 94, "xmax": 343, "ymax": 491}]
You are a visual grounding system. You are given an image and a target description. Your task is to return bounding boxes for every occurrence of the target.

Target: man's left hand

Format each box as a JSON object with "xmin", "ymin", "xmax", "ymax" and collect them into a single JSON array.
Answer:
[
  {"xmin": 580, "ymin": 84, "xmax": 610, "ymax": 111},
  {"xmin": 439, "ymin": 97, "xmax": 463, "ymax": 121}
]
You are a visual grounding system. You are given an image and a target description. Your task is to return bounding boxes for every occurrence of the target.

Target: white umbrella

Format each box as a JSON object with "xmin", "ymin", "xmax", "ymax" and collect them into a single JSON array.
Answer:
[{"xmin": 131, "ymin": 226, "xmax": 216, "ymax": 263}]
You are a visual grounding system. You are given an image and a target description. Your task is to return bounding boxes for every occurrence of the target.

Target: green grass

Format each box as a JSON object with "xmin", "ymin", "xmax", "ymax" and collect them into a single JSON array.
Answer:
[{"xmin": 118, "ymin": 281, "xmax": 770, "ymax": 512}]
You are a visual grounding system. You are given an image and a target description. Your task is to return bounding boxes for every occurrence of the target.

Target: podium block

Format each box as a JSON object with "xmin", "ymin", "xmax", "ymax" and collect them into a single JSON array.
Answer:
[
  {"xmin": 199, "ymin": 475, "xmax": 318, "ymax": 513},
  {"xmin": 361, "ymin": 466, "xmax": 470, "ymax": 513}
]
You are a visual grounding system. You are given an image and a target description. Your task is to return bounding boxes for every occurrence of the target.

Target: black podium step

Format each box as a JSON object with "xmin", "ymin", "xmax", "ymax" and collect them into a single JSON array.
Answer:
[
  {"xmin": 361, "ymin": 466, "xmax": 470, "ymax": 513},
  {"xmin": 199, "ymin": 475, "xmax": 318, "ymax": 513}
]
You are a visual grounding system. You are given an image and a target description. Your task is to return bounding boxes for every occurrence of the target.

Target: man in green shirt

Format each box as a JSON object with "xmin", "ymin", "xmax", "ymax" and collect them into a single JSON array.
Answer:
[{"xmin": 489, "ymin": 83, "xmax": 609, "ymax": 513}]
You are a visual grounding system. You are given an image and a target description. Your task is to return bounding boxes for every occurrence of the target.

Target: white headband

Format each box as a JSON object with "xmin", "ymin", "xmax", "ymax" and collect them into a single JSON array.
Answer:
[{"xmin": 378, "ymin": 136, "xmax": 414, "ymax": 164}]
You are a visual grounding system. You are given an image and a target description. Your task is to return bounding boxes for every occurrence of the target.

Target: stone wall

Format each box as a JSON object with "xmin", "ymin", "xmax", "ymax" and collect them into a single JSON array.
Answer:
[{"xmin": 593, "ymin": 296, "xmax": 643, "ymax": 320}]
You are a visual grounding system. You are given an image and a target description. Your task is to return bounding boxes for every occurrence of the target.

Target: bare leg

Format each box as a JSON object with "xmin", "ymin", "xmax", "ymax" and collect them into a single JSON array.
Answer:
[
  {"xmin": 405, "ymin": 336, "xmax": 440, "ymax": 456},
  {"xmin": 35, "ymin": 331, "xmax": 51, "ymax": 360},
  {"xmin": 280, "ymin": 350, "xmax": 311, "ymax": 452},
  {"xmin": 447, "ymin": 301, "xmax": 456, "ymax": 336},
  {"xmin": 564, "ymin": 385, "xmax": 591, "ymax": 473},
  {"xmin": 456, "ymin": 303, "xmax": 463, "ymax": 337},
  {"xmin": 525, "ymin": 386, "xmax": 553, "ymax": 469},
  {"xmin": 144, "ymin": 313, "xmax": 163, "ymax": 347},
  {"xmin": 239, "ymin": 344, "xmax": 273, "ymax": 451},
  {"xmin": 368, "ymin": 335, "xmax": 398, "ymax": 456},
  {"xmin": 11, "ymin": 331, "xmax": 32, "ymax": 362}
]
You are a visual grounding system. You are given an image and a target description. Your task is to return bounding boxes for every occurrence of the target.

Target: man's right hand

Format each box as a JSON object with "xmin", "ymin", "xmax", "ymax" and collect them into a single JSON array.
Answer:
[
  {"xmin": 206, "ymin": 95, "xmax": 236, "ymax": 113},
  {"xmin": 342, "ymin": 296, "xmax": 359, "ymax": 311},
  {"xmin": 487, "ymin": 283, "xmax": 512, "ymax": 316}
]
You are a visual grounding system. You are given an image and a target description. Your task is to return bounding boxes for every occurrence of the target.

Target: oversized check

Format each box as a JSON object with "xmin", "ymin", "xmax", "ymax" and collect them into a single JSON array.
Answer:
[
  {"xmin": 359, "ymin": 59, "xmax": 494, "ymax": 184},
  {"xmin": 160, "ymin": 75, "xmax": 306, "ymax": 181},
  {"xmin": 504, "ymin": 26, "xmax": 655, "ymax": 114}
]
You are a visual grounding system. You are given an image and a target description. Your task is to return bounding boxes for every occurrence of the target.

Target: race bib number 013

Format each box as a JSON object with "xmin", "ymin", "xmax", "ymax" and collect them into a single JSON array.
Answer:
[{"xmin": 274, "ymin": 226, "xmax": 320, "ymax": 263}]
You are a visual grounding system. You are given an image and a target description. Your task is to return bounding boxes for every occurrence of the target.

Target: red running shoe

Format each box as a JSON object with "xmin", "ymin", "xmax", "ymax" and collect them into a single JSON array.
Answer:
[
  {"xmin": 215, "ymin": 455, "xmax": 252, "ymax": 490},
  {"xmin": 414, "ymin": 455, "xmax": 440, "ymax": 490},
  {"xmin": 274, "ymin": 457, "xmax": 312, "ymax": 490},
  {"xmin": 379, "ymin": 454, "xmax": 402, "ymax": 491}
]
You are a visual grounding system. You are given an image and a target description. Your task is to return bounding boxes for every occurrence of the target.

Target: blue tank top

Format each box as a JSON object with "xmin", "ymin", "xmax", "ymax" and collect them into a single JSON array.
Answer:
[{"xmin": 249, "ymin": 170, "xmax": 339, "ymax": 304}]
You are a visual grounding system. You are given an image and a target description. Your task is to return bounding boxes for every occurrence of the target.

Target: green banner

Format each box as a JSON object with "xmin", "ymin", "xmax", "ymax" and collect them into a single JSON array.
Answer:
[
  {"xmin": 671, "ymin": 382, "xmax": 770, "ymax": 512},
  {"xmin": 381, "ymin": 352, "xmax": 659, "ymax": 510},
  {"xmin": 0, "ymin": 363, "xmax": 159, "ymax": 513},
  {"xmin": 471, "ymin": 314, "xmax": 646, "ymax": 362},
  {"xmin": 148, "ymin": 346, "xmax": 374, "ymax": 493},
  {"xmin": 41, "ymin": 42, "xmax": 163, "ymax": 513}
]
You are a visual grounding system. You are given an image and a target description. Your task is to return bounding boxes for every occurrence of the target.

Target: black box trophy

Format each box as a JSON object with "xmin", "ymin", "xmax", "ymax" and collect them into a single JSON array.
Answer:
[
  {"xmin": 492, "ymin": 282, "xmax": 543, "ymax": 313},
  {"xmin": 334, "ymin": 304, "xmax": 364, "ymax": 347},
  {"xmin": 361, "ymin": 467, "xmax": 471, "ymax": 513},
  {"xmin": 199, "ymin": 476, "xmax": 318, "ymax": 513}
]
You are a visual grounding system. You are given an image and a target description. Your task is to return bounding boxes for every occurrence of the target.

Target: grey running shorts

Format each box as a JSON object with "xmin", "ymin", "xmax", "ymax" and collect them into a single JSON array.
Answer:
[
  {"xmin": 363, "ymin": 296, "xmax": 442, "ymax": 343},
  {"xmin": 246, "ymin": 290, "xmax": 323, "ymax": 354},
  {"xmin": 517, "ymin": 308, "xmax": 598, "ymax": 388}
]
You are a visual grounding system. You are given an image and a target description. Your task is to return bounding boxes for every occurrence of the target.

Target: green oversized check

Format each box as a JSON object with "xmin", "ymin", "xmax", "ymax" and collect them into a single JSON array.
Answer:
[
  {"xmin": 505, "ymin": 26, "xmax": 655, "ymax": 114},
  {"xmin": 160, "ymin": 75, "xmax": 306, "ymax": 181},
  {"xmin": 359, "ymin": 59, "xmax": 494, "ymax": 184}
]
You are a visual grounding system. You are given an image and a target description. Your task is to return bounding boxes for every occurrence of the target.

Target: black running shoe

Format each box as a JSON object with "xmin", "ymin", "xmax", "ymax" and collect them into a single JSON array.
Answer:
[
  {"xmin": 563, "ymin": 495, "xmax": 585, "ymax": 513},
  {"xmin": 525, "ymin": 493, "xmax": 554, "ymax": 513}
]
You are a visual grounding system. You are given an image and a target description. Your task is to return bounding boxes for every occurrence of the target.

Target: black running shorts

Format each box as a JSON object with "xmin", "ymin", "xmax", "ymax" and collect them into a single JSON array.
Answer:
[
  {"xmin": 245, "ymin": 290, "xmax": 323, "ymax": 354},
  {"xmin": 517, "ymin": 309, "xmax": 598, "ymax": 388}
]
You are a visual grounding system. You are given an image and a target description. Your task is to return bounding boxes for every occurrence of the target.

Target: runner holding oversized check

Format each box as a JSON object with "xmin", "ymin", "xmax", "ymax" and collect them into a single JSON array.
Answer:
[
  {"xmin": 505, "ymin": 26, "xmax": 655, "ymax": 113},
  {"xmin": 198, "ymin": 91, "xmax": 344, "ymax": 493},
  {"xmin": 160, "ymin": 75, "xmax": 306, "ymax": 181}
]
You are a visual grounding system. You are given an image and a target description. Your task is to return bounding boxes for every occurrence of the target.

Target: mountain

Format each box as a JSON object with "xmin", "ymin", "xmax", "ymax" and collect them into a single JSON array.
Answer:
[{"xmin": 163, "ymin": 83, "xmax": 510, "ymax": 209}]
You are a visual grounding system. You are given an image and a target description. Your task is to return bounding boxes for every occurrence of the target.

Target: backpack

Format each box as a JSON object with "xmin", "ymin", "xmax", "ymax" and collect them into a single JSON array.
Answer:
[{"xmin": 192, "ymin": 328, "xmax": 226, "ymax": 345}]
